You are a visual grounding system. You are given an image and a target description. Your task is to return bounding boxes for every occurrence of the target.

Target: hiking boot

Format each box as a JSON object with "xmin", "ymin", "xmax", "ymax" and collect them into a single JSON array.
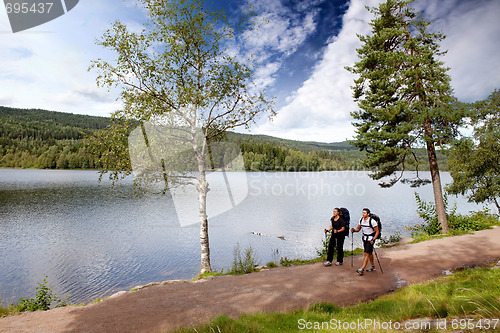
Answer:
[
  {"xmin": 324, "ymin": 261, "xmax": 332, "ymax": 267},
  {"xmin": 335, "ymin": 262, "xmax": 343, "ymax": 266},
  {"xmin": 356, "ymin": 268, "xmax": 364, "ymax": 276},
  {"xmin": 366, "ymin": 266, "xmax": 376, "ymax": 272}
]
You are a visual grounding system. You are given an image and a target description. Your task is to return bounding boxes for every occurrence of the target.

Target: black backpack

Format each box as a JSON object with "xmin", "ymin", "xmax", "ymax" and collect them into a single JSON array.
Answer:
[
  {"xmin": 367, "ymin": 213, "xmax": 382, "ymax": 239},
  {"xmin": 339, "ymin": 207, "xmax": 350, "ymax": 237}
]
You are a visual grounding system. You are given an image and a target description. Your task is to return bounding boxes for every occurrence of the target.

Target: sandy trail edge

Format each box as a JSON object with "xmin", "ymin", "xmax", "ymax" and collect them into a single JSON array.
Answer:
[{"xmin": 1, "ymin": 226, "xmax": 499, "ymax": 333}]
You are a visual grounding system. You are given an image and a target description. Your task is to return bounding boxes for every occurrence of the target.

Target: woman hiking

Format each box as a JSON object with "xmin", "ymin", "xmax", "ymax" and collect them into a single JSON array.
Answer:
[{"xmin": 324, "ymin": 207, "xmax": 346, "ymax": 266}]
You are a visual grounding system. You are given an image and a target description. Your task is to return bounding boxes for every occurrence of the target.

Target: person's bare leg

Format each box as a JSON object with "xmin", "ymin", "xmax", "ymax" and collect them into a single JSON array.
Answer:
[{"xmin": 361, "ymin": 253, "xmax": 370, "ymax": 269}]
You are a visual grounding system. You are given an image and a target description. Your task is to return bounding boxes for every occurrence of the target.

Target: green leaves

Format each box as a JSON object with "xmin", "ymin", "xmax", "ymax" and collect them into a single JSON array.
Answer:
[
  {"xmin": 89, "ymin": 0, "xmax": 275, "ymax": 273},
  {"xmin": 84, "ymin": 117, "xmax": 133, "ymax": 181},
  {"xmin": 446, "ymin": 90, "xmax": 500, "ymax": 214},
  {"xmin": 347, "ymin": 0, "xmax": 462, "ymax": 187},
  {"xmin": 15, "ymin": 277, "xmax": 67, "ymax": 312},
  {"xmin": 89, "ymin": 0, "xmax": 274, "ymax": 179}
]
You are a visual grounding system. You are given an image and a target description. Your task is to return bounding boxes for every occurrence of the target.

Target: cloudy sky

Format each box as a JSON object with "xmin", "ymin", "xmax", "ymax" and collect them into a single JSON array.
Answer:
[{"xmin": 1, "ymin": 0, "xmax": 499, "ymax": 142}]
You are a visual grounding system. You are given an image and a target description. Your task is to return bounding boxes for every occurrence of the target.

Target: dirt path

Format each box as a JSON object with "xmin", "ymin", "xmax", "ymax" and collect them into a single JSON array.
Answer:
[{"xmin": 1, "ymin": 227, "xmax": 500, "ymax": 333}]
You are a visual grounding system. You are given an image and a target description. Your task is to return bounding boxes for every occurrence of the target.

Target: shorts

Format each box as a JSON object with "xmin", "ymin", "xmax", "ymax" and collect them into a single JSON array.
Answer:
[{"xmin": 363, "ymin": 238, "xmax": 374, "ymax": 254}]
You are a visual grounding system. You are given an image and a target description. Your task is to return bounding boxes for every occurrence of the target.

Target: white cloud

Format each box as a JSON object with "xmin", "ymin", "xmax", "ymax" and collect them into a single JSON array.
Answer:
[
  {"xmin": 2, "ymin": 0, "xmax": 497, "ymax": 142},
  {"xmin": 246, "ymin": 1, "xmax": 319, "ymax": 57},
  {"xmin": 416, "ymin": 0, "xmax": 500, "ymax": 101},
  {"xmin": 253, "ymin": 0, "xmax": 381, "ymax": 142},
  {"xmin": 240, "ymin": 0, "xmax": 324, "ymax": 89},
  {"xmin": 0, "ymin": 29, "xmax": 121, "ymax": 115},
  {"xmin": 254, "ymin": 0, "xmax": 500, "ymax": 142},
  {"xmin": 0, "ymin": 0, "xmax": 140, "ymax": 116},
  {"xmin": 254, "ymin": 62, "xmax": 282, "ymax": 89}
]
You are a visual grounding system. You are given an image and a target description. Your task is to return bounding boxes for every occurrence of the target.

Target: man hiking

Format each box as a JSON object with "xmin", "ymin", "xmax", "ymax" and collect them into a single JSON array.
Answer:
[
  {"xmin": 351, "ymin": 208, "xmax": 379, "ymax": 275},
  {"xmin": 324, "ymin": 207, "xmax": 346, "ymax": 266}
]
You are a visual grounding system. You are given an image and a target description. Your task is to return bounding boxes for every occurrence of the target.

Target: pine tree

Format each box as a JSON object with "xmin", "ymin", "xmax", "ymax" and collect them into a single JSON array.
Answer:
[{"xmin": 346, "ymin": 0, "xmax": 465, "ymax": 233}]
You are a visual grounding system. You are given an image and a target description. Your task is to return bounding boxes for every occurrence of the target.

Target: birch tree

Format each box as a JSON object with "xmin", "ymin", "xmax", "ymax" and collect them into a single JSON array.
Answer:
[
  {"xmin": 90, "ymin": 0, "xmax": 274, "ymax": 274},
  {"xmin": 346, "ymin": 0, "xmax": 465, "ymax": 233}
]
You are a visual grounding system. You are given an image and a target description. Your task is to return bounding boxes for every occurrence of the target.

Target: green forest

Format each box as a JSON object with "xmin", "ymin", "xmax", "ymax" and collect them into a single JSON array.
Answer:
[
  {"xmin": 0, "ymin": 106, "xmax": 111, "ymax": 169},
  {"xmin": 0, "ymin": 106, "xmax": 446, "ymax": 171}
]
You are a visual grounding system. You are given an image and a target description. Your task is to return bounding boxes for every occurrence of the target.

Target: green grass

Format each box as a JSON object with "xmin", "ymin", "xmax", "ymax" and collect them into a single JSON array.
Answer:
[
  {"xmin": 0, "ymin": 303, "xmax": 9, "ymax": 317},
  {"xmin": 174, "ymin": 266, "xmax": 500, "ymax": 332},
  {"xmin": 192, "ymin": 246, "xmax": 365, "ymax": 279},
  {"xmin": 409, "ymin": 225, "xmax": 500, "ymax": 245},
  {"xmin": 4, "ymin": 266, "xmax": 498, "ymax": 332},
  {"xmin": 266, "ymin": 261, "xmax": 279, "ymax": 268},
  {"xmin": 193, "ymin": 270, "xmax": 227, "ymax": 281}
]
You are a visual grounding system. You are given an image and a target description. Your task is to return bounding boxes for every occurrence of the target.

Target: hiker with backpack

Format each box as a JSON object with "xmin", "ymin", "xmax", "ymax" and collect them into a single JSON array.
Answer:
[
  {"xmin": 351, "ymin": 208, "xmax": 380, "ymax": 276},
  {"xmin": 323, "ymin": 207, "xmax": 347, "ymax": 267}
]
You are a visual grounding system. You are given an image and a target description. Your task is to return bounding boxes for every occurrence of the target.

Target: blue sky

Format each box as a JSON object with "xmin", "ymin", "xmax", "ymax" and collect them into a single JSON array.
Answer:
[{"xmin": 1, "ymin": 0, "xmax": 499, "ymax": 142}]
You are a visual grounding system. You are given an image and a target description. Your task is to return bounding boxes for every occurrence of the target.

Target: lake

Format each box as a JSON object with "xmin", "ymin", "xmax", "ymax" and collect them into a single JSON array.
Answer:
[{"xmin": 0, "ymin": 169, "xmax": 489, "ymax": 305}]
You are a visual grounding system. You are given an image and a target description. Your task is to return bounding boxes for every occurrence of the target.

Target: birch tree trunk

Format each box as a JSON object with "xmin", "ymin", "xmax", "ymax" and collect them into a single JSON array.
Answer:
[
  {"xmin": 192, "ymin": 112, "xmax": 212, "ymax": 274},
  {"xmin": 197, "ymin": 170, "xmax": 211, "ymax": 274}
]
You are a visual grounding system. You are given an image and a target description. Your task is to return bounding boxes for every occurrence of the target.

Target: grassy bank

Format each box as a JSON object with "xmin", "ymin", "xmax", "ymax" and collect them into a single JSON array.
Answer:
[{"xmin": 175, "ymin": 265, "xmax": 500, "ymax": 332}]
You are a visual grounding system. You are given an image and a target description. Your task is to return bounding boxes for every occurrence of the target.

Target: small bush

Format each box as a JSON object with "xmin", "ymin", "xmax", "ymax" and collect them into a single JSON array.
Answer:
[
  {"xmin": 14, "ymin": 277, "xmax": 67, "ymax": 312},
  {"xmin": 279, "ymin": 257, "xmax": 293, "ymax": 267},
  {"xmin": 266, "ymin": 261, "xmax": 278, "ymax": 268},
  {"xmin": 231, "ymin": 244, "xmax": 258, "ymax": 274},
  {"xmin": 408, "ymin": 192, "xmax": 499, "ymax": 237},
  {"xmin": 2, "ymin": 277, "xmax": 68, "ymax": 316},
  {"xmin": 379, "ymin": 232, "xmax": 402, "ymax": 245},
  {"xmin": 448, "ymin": 210, "xmax": 499, "ymax": 232},
  {"xmin": 315, "ymin": 232, "xmax": 331, "ymax": 258},
  {"xmin": 0, "ymin": 302, "xmax": 9, "ymax": 317}
]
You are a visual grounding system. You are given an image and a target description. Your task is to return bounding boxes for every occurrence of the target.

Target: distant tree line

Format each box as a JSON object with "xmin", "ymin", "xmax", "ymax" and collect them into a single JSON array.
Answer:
[
  {"xmin": 0, "ymin": 106, "xmax": 447, "ymax": 172},
  {"xmin": 0, "ymin": 106, "xmax": 110, "ymax": 169},
  {"xmin": 240, "ymin": 142, "xmax": 353, "ymax": 171}
]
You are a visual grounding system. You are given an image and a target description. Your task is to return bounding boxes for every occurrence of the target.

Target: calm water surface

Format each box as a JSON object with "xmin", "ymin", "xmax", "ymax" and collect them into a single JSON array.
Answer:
[{"xmin": 0, "ymin": 169, "xmax": 488, "ymax": 305}]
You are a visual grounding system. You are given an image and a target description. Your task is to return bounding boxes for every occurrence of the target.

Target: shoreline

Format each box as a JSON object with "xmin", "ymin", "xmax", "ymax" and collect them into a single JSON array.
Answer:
[{"xmin": 3, "ymin": 227, "xmax": 499, "ymax": 332}]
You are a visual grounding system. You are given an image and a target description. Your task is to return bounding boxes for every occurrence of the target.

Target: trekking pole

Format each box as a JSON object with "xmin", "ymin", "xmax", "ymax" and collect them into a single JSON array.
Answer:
[
  {"xmin": 351, "ymin": 230, "xmax": 354, "ymax": 267},
  {"xmin": 324, "ymin": 230, "xmax": 329, "ymax": 258},
  {"xmin": 373, "ymin": 246, "xmax": 383, "ymax": 273}
]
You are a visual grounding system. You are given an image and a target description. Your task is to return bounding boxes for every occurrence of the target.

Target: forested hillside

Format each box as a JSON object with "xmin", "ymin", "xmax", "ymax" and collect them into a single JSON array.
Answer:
[
  {"xmin": 0, "ymin": 106, "xmax": 446, "ymax": 171},
  {"xmin": 224, "ymin": 132, "xmax": 356, "ymax": 152},
  {"xmin": 0, "ymin": 106, "xmax": 110, "ymax": 169}
]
